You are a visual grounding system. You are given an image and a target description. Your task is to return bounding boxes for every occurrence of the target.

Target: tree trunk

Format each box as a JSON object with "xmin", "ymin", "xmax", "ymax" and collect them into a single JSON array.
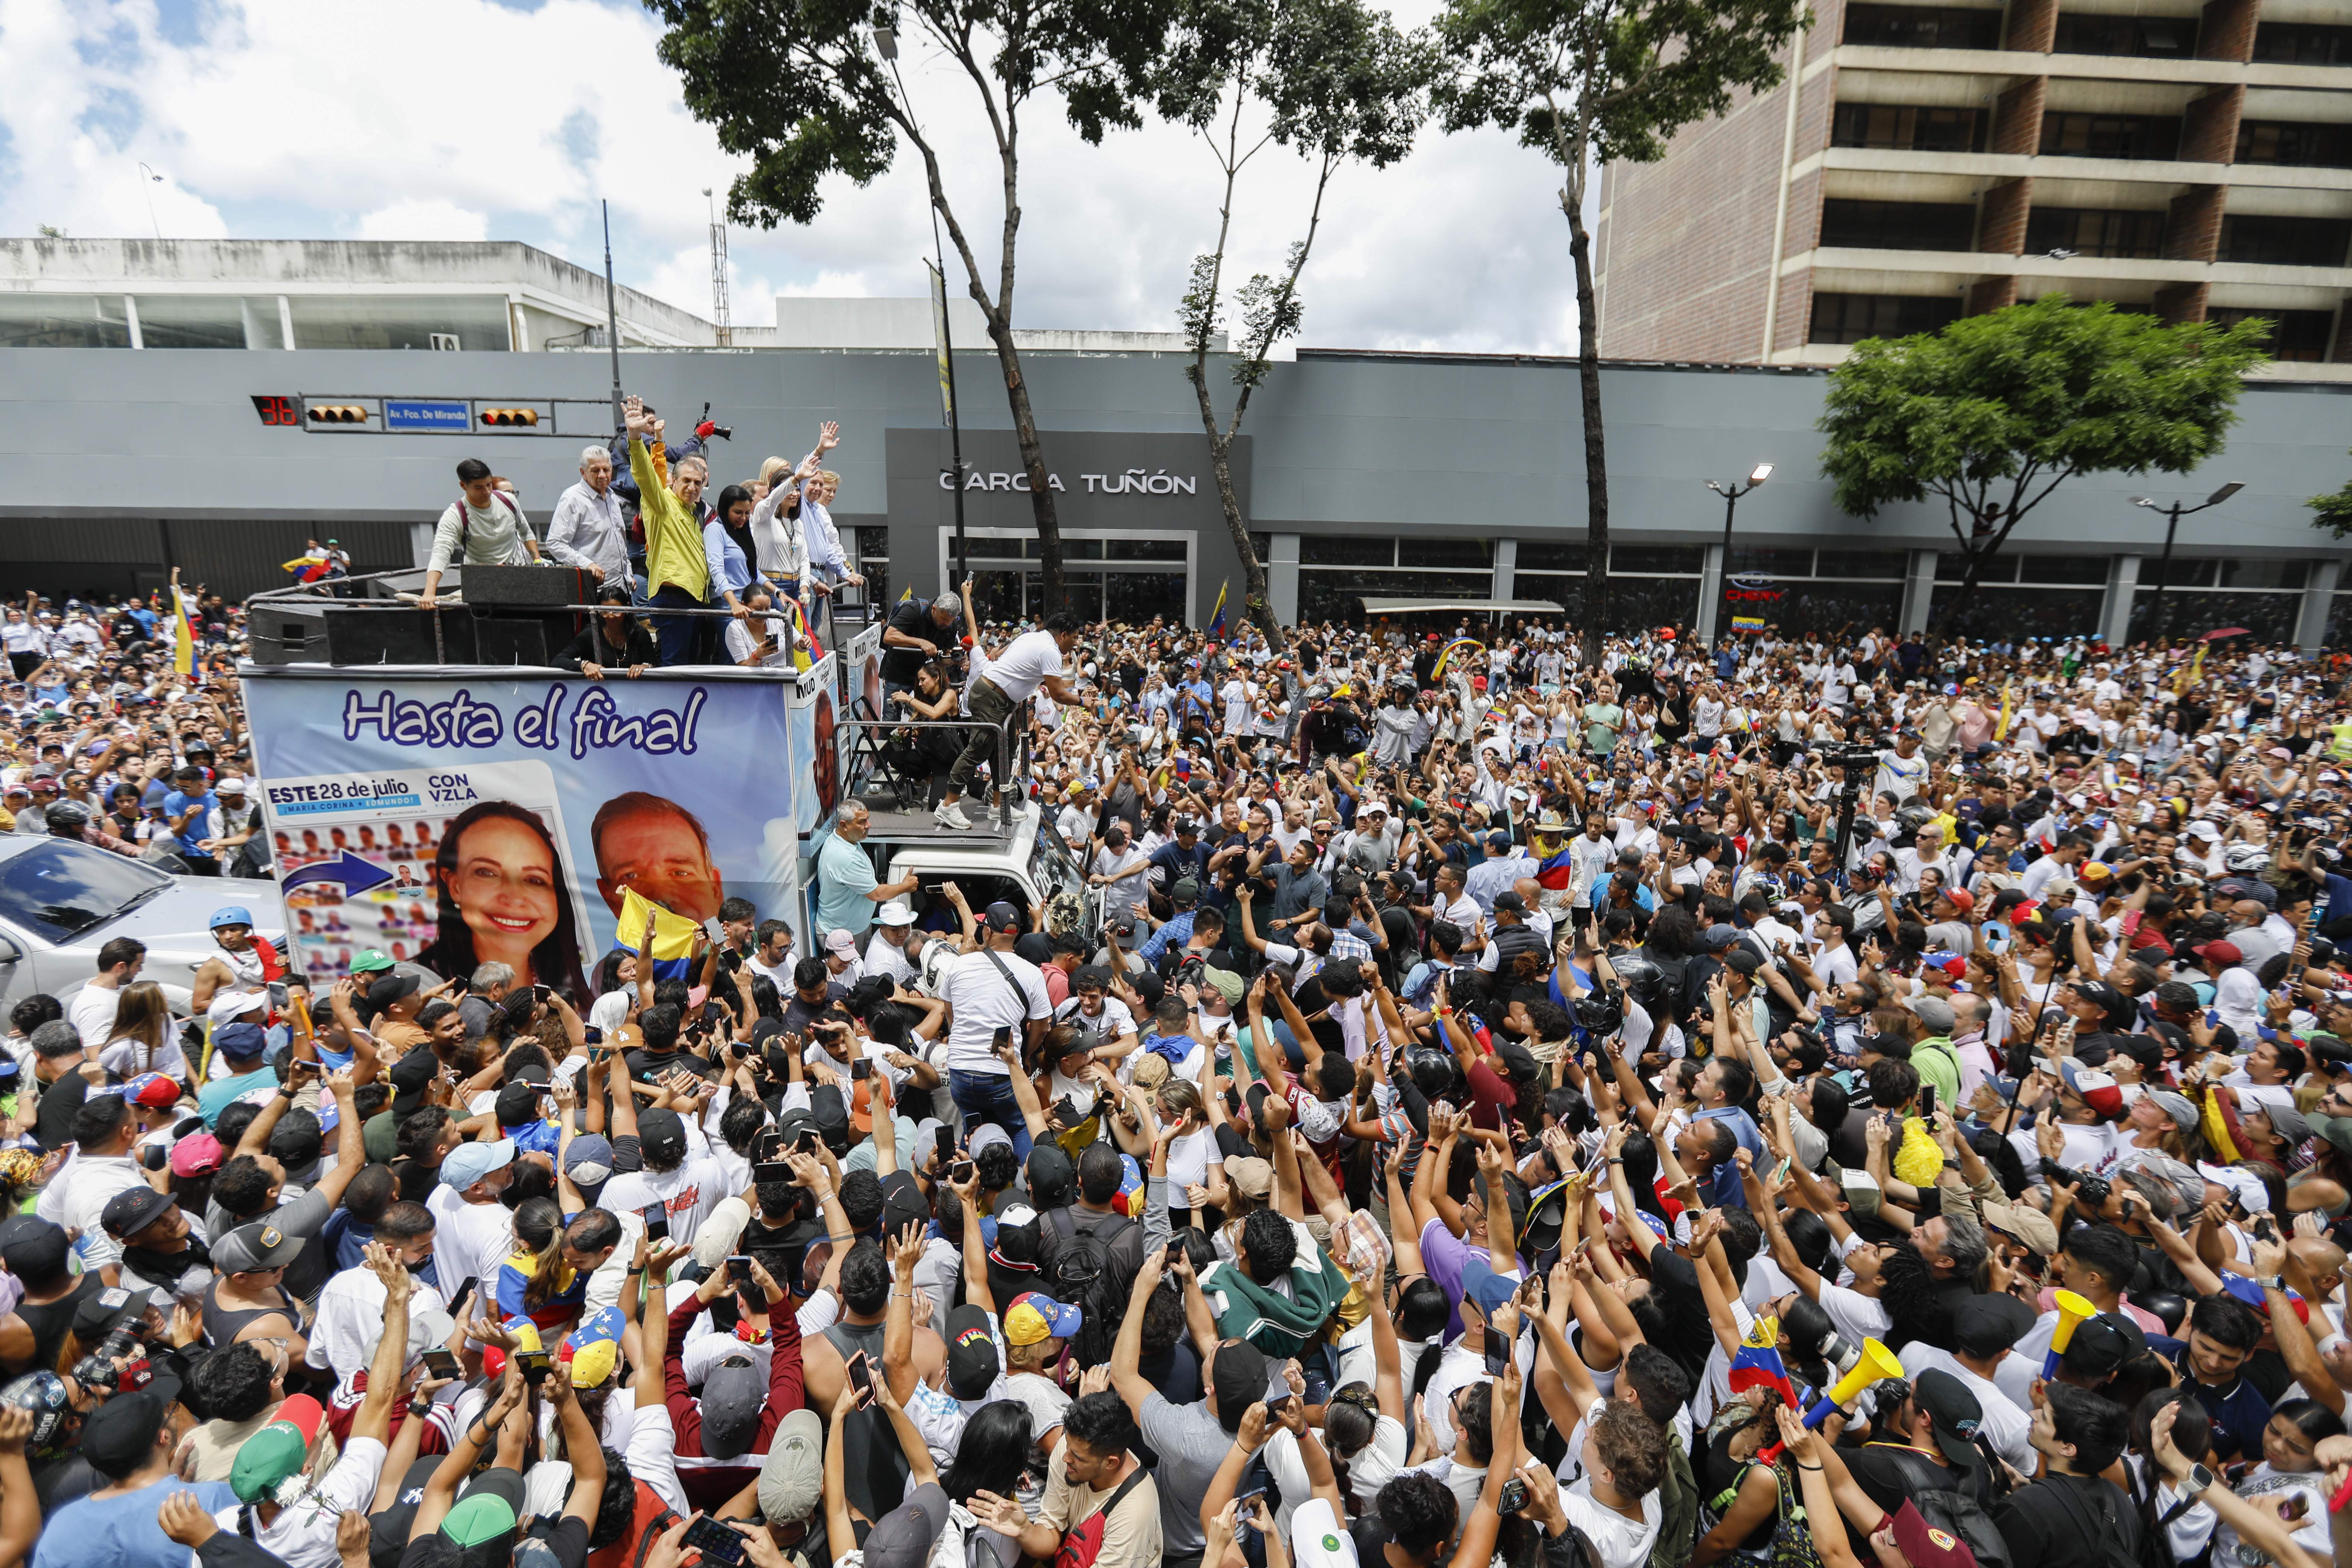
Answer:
[
  {"xmin": 1565, "ymin": 195, "xmax": 1610, "ymax": 670},
  {"xmin": 1932, "ymin": 547, "xmax": 1987, "ymax": 637},
  {"xmin": 983, "ymin": 316, "xmax": 1067, "ymax": 612},
  {"xmin": 1187, "ymin": 364, "xmax": 1284, "ymax": 649}
]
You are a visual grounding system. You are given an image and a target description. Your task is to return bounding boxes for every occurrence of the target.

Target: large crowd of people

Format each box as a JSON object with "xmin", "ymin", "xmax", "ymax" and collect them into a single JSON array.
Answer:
[{"xmin": 15, "ymin": 536, "xmax": 2352, "ymax": 1568}]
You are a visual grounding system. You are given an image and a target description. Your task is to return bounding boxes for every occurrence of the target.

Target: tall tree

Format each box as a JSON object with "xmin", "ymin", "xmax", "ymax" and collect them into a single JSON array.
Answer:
[
  {"xmin": 1818, "ymin": 295, "xmax": 2269, "ymax": 635},
  {"xmin": 1434, "ymin": 0, "xmax": 1805, "ymax": 665},
  {"xmin": 644, "ymin": 0, "xmax": 1178, "ymax": 609},
  {"xmin": 1161, "ymin": 0, "xmax": 1434, "ymax": 643}
]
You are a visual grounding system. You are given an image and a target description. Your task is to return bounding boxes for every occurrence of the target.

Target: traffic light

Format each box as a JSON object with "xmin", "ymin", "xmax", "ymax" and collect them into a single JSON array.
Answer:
[
  {"xmin": 307, "ymin": 404, "xmax": 368, "ymax": 425},
  {"xmin": 480, "ymin": 408, "xmax": 540, "ymax": 427}
]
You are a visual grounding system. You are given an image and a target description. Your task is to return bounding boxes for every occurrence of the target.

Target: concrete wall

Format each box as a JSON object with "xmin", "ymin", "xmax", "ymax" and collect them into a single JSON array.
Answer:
[{"xmin": 0, "ymin": 343, "xmax": 2345, "ymax": 603}]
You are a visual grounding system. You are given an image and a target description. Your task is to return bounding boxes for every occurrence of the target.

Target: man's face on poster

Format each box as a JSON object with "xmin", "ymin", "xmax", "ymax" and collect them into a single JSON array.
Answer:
[{"xmin": 595, "ymin": 803, "xmax": 724, "ymax": 925}]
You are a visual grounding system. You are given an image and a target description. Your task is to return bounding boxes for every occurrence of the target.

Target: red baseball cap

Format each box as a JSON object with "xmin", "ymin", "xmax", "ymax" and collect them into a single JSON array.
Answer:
[
  {"xmin": 2195, "ymin": 940, "xmax": 2245, "ymax": 966},
  {"xmin": 1940, "ymin": 886, "xmax": 1974, "ymax": 915},
  {"xmin": 1889, "ymin": 1502, "xmax": 1976, "ymax": 1568}
]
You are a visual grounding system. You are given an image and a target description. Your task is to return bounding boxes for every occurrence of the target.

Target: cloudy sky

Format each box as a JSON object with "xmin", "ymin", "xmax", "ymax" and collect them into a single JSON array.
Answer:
[{"xmin": 0, "ymin": 0, "xmax": 1585, "ymax": 353}]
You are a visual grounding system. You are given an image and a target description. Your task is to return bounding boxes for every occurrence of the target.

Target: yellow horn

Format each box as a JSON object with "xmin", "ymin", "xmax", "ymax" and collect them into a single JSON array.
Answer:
[
  {"xmin": 1803, "ymin": 1337, "xmax": 1904, "ymax": 1429},
  {"xmin": 2044, "ymin": 1289, "xmax": 2097, "ymax": 1376}
]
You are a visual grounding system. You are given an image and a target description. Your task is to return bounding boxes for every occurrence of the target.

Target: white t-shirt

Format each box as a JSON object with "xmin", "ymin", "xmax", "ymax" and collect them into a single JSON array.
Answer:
[
  {"xmin": 204, "ymin": 1435, "xmax": 388, "ymax": 1568},
  {"xmin": 985, "ymin": 631, "xmax": 1065, "ymax": 701},
  {"xmin": 939, "ymin": 946, "xmax": 1053, "ymax": 1074},
  {"xmin": 425, "ymin": 1189, "xmax": 520, "ymax": 1305},
  {"xmin": 599, "ymin": 1154, "xmax": 731, "ymax": 1253},
  {"xmin": 1562, "ymin": 1398, "xmax": 1664, "ymax": 1568}
]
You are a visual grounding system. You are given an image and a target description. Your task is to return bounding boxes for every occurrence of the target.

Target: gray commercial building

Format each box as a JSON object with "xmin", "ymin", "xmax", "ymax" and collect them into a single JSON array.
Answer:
[{"xmin": 2, "ymin": 237, "xmax": 2349, "ymax": 647}]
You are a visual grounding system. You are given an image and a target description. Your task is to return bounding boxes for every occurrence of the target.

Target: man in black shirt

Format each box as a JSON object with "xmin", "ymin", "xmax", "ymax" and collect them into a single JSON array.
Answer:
[
  {"xmin": 28, "ymin": 1021, "xmax": 91, "ymax": 1151},
  {"xmin": 1993, "ymin": 1381, "xmax": 2141, "ymax": 1566},
  {"xmin": 879, "ymin": 592, "xmax": 960, "ymax": 700}
]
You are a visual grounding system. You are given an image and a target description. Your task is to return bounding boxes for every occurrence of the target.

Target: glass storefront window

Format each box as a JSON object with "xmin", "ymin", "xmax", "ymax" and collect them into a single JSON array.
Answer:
[
  {"xmin": 1612, "ymin": 545, "xmax": 1705, "ymax": 574},
  {"xmin": 1299, "ymin": 569, "xmax": 1493, "ymax": 623},
  {"xmin": 1814, "ymin": 549, "xmax": 1910, "ymax": 579},
  {"xmin": 135, "ymin": 295, "xmax": 285, "ymax": 349},
  {"xmin": 1929, "ymin": 584, "xmax": 2104, "ymax": 639},
  {"xmin": 1518, "ymin": 541, "xmax": 1590, "ymax": 573},
  {"xmin": 1399, "ymin": 538, "xmax": 1492, "ymax": 569},
  {"xmin": 1299, "ymin": 537, "xmax": 1392, "ymax": 567},
  {"xmin": 2221, "ymin": 559, "xmax": 2310, "ymax": 590},
  {"xmin": 1727, "ymin": 546, "xmax": 1816, "ymax": 577},
  {"xmin": 2128, "ymin": 589, "xmax": 2302, "ymax": 645},
  {"xmin": 1729, "ymin": 581, "xmax": 1906, "ymax": 638}
]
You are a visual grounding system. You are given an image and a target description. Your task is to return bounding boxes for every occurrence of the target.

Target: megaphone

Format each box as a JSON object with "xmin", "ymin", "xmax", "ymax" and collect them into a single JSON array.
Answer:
[
  {"xmin": 1801, "ymin": 1337, "xmax": 1904, "ymax": 1430},
  {"xmin": 2043, "ymin": 1289, "xmax": 2097, "ymax": 1379}
]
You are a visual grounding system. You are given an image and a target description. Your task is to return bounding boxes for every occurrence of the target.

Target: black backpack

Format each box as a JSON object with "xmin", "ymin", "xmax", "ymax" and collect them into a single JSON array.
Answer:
[
  {"xmin": 1869, "ymin": 1446, "xmax": 2010, "ymax": 1568},
  {"xmin": 1050, "ymin": 1210, "xmax": 1137, "ymax": 1367}
]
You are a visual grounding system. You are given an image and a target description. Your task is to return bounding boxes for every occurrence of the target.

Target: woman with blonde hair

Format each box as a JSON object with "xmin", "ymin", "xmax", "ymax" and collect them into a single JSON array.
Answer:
[{"xmin": 97, "ymin": 981, "xmax": 180, "ymax": 1080}]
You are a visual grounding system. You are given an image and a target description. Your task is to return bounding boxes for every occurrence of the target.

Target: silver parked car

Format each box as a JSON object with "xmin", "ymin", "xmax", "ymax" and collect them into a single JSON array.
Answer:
[{"xmin": 0, "ymin": 836, "xmax": 286, "ymax": 1018}]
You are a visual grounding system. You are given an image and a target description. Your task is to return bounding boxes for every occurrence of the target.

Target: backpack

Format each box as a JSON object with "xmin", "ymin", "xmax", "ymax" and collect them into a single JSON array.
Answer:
[
  {"xmin": 1051, "ymin": 1211, "xmax": 1137, "ymax": 1368},
  {"xmin": 1868, "ymin": 1444, "xmax": 2010, "ymax": 1568},
  {"xmin": 1647, "ymin": 1430, "xmax": 1702, "ymax": 1568},
  {"xmin": 452, "ymin": 489, "xmax": 534, "ymax": 559}
]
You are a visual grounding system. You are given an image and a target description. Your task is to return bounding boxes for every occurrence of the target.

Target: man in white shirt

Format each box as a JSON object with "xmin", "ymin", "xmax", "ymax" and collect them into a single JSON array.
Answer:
[
  {"xmin": 67, "ymin": 935, "xmax": 145, "ymax": 1050},
  {"xmin": 425, "ymin": 1138, "xmax": 522, "ymax": 1306},
  {"xmin": 419, "ymin": 459, "xmax": 540, "ymax": 612},
  {"xmin": 862, "ymin": 903, "xmax": 923, "ymax": 985},
  {"xmin": 1894, "ymin": 1296, "xmax": 2035, "ymax": 1476},
  {"xmin": 938, "ymin": 903, "xmax": 1053, "ymax": 1155},
  {"xmin": 935, "ymin": 613, "xmax": 1083, "ymax": 830},
  {"xmin": 597, "ymin": 1108, "xmax": 730, "ymax": 1253}
]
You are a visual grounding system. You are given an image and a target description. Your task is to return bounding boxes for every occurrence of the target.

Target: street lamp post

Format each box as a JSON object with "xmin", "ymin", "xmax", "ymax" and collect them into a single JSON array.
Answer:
[
  {"xmin": 1707, "ymin": 463, "xmax": 1774, "ymax": 643},
  {"xmin": 2129, "ymin": 482, "xmax": 2243, "ymax": 644},
  {"xmin": 137, "ymin": 163, "xmax": 164, "ymax": 241}
]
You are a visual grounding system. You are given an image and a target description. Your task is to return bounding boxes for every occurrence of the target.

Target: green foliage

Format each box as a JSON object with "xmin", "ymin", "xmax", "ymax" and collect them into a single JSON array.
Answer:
[
  {"xmin": 1818, "ymin": 296, "xmax": 2270, "ymax": 531},
  {"xmin": 1433, "ymin": 0, "xmax": 1807, "ymax": 171},
  {"xmin": 2311, "ymin": 459, "xmax": 2352, "ymax": 539},
  {"xmin": 643, "ymin": 0, "xmax": 1177, "ymax": 230}
]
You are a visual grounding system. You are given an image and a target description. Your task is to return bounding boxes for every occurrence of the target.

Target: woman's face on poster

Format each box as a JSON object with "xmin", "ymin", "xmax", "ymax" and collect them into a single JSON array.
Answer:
[{"xmin": 441, "ymin": 815, "xmax": 562, "ymax": 974}]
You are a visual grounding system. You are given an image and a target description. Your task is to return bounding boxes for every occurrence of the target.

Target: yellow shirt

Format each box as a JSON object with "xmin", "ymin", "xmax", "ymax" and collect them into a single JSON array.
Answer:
[{"xmin": 630, "ymin": 437, "xmax": 709, "ymax": 602}]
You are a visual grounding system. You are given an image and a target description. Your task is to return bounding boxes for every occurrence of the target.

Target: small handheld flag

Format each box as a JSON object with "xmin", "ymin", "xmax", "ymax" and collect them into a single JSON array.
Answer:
[
  {"xmin": 1206, "ymin": 581, "xmax": 1229, "ymax": 639},
  {"xmin": 172, "ymin": 586, "xmax": 198, "ymax": 679}
]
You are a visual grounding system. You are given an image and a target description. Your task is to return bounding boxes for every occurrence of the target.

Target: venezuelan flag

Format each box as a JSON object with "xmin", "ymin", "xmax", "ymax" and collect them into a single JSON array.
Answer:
[
  {"xmin": 616, "ymin": 888, "xmax": 703, "ymax": 982},
  {"xmin": 1729, "ymin": 1314, "xmax": 1799, "ymax": 1407},
  {"xmin": 1993, "ymin": 681, "xmax": 2015, "ymax": 742},
  {"xmin": 1536, "ymin": 842, "xmax": 1577, "ymax": 894},
  {"xmin": 1206, "ymin": 581, "xmax": 1228, "ymax": 639},
  {"xmin": 788, "ymin": 595, "xmax": 824, "ymax": 672},
  {"xmin": 172, "ymin": 586, "xmax": 198, "ymax": 679}
]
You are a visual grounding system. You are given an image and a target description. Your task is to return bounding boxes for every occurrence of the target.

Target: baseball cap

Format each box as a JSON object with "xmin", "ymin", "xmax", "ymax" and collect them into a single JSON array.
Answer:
[
  {"xmin": 2063, "ymin": 1313, "xmax": 2146, "ymax": 1379},
  {"xmin": 981, "ymin": 902, "xmax": 1023, "ymax": 934},
  {"xmin": 864, "ymin": 1484, "xmax": 953, "ymax": 1568},
  {"xmin": 439, "ymin": 1491, "xmax": 518, "ymax": 1549},
  {"xmin": 214, "ymin": 1220, "xmax": 306, "ymax": 1275},
  {"xmin": 1907, "ymin": 995, "xmax": 1956, "ymax": 1034},
  {"xmin": 2137, "ymin": 1088, "xmax": 2200, "ymax": 1133},
  {"xmin": 825, "ymin": 929, "xmax": 859, "ymax": 956},
  {"xmin": 1225, "ymin": 1156, "xmax": 1273, "ymax": 1199},
  {"xmin": 439, "ymin": 1138, "xmax": 517, "ymax": 1192},
  {"xmin": 1459, "ymin": 1259, "xmax": 1524, "ymax": 1320},
  {"xmin": 121, "ymin": 1072, "xmax": 180, "ymax": 1110},
  {"xmin": 212, "ymin": 1021, "xmax": 267, "ymax": 1060},
  {"xmin": 1939, "ymin": 886, "xmax": 1975, "ymax": 915},
  {"xmin": 759, "ymin": 1409, "xmax": 825, "ymax": 1523},
  {"xmin": 561, "ymin": 1306, "xmax": 625, "ymax": 1389},
  {"xmin": 81, "ymin": 1389, "xmax": 178, "ymax": 1479},
  {"xmin": 2258, "ymin": 1098, "xmax": 2312, "ymax": 1147},
  {"xmin": 1910, "ymin": 1369, "xmax": 1986, "ymax": 1470},
  {"xmin": 494, "ymin": 1081, "xmax": 542, "ymax": 1129},
  {"xmin": 700, "ymin": 1356, "xmax": 766, "ymax": 1459},
  {"xmin": 169, "ymin": 1132, "xmax": 224, "ymax": 1178},
  {"xmin": 2059, "ymin": 1062, "xmax": 2124, "ymax": 1119},
  {"xmin": 639, "ymin": 1108, "xmax": 689, "ymax": 1165},
  {"xmin": 2195, "ymin": 939, "xmax": 2245, "ymax": 967},
  {"xmin": 1209, "ymin": 1337, "xmax": 1272, "ymax": 1429},
  {"xmin": 230, "ymin": 1393, "xmax": 325, "ymax": 1504},
  {"xmin": 562, "ymin": 1133, "xmax": 615, "ymax": 1190},
  {"xmin": 99, "ymin": 1186, "xmax": 175, "ymax": 1242},
  {"xmin": 350, "ymin": 949, "xmax": 395, "ymax": 974},
  {"xmin": 1004, "ymin": 1292, "xmax": 1081, "ymax": 1347},
  {"xmin": 1888, "ymin": 1500, "xmax": 1978, "ymax": 1568},
  {"xmin": 1951, "ymin": 1293, "xmax": 2034, "ymax": 1359},
  {"xmin": 367, "ymin": 972, "xmax": 422, "ymax": 1012},
  {"xmin": 945, "ymin": 1304, "xmax": 1000, "ymax": 1400}
]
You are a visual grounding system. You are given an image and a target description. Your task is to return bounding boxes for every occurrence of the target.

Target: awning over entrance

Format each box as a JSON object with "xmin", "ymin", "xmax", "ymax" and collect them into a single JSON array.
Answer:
[{"xmin": 1359, "ymin": 598, "xmax": 1565, "ymax": 615}]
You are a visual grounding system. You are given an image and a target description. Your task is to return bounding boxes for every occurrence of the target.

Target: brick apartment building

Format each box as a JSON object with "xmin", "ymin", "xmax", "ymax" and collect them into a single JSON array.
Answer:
[{"xmin": 1592, "ymin": 0, "xmax": 2352, "ymax": 377}]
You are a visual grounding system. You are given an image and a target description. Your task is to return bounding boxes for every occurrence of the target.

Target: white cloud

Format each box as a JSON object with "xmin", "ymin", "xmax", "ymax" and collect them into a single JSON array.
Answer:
[
  {"xmin": 0, "ymin": 0, "xmax": 1585, "ymax": 352},
  {"xmin": 355, "ymin": 199, "xmax": 489, "ymax": 243}
]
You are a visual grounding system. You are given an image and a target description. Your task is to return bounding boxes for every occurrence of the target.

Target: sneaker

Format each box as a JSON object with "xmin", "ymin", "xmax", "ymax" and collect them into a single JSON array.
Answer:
[{"xmin": 933, "ymin": 800, "xmax": 972, "ymax": 830}]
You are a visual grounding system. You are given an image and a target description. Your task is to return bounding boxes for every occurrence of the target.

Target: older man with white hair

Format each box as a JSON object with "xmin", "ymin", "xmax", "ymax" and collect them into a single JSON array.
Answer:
[{"xmin": 544, "ymin": 443, "xmax": 633, "ymax": 589}]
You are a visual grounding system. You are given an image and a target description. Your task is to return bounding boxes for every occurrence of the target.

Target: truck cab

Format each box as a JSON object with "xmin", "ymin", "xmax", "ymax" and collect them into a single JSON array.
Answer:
[{"xmin": 833, "ymin": 801, "xmax": 1094, "ymax": 943}]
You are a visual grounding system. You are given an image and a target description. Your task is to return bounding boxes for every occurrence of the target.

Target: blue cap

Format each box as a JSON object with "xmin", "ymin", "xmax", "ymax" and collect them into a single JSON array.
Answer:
[
  {"xmin": 213, "ymin": 1021, "xmax": 267, "ymax": 1059},
  {"xmin": 209, "ymin": 906, "xmax": 254, "ymax": 930},
  {"xmin": 441, "ymin": 1138, "xmax": 516, "ymax": 1190},
  {"xmin": 1459, "ymin": 1258, "xmax": 1524, "ymax": 1319}
]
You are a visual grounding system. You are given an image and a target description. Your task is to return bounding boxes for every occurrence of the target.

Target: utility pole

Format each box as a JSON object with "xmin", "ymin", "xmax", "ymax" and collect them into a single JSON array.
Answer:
[
  {"xmin": 601, "ymin": 201, "xmax": 624, "ymax": 430},
  {"xmin": 2130, "ymin": 481, "xmax": 2242, "ymax": 644},
  {"xmin": 704, "ymin": 188, "xmax": 732, "ymax": 348}
]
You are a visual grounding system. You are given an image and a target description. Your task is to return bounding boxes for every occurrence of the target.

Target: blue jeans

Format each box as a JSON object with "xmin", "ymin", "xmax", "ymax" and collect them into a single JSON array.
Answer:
[
  {"xmin": 648, "ymin": 585, "xmax": 703, "ymax": 666},
  {"xmin": 948, "ymin": 1068, "xmax": 1032, "ymax": 1161}
]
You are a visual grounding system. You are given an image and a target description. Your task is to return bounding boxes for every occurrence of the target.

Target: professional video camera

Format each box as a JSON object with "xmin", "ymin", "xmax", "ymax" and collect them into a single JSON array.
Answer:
[
  {"xmin": 697, "ymin": 402, "xmax": 732, "ymax": 442},
  {"xmin": 70, "ymin": 1288, "xmax": 160, "ymax": 1394}
]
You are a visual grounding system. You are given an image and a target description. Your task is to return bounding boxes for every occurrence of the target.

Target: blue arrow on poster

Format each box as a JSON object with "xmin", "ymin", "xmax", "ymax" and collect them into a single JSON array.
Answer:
[
  {"xmin": 279, "ymin": 851, "xmax": 395, "ymax": 897},
  {"xmin": 384, "ymin": 400, "xmax": 471, "ymax": 432}
]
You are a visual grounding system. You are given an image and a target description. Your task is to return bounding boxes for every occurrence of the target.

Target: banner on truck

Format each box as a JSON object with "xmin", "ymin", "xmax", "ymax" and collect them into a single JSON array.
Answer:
[{"xmin": 243, "ymin": 673, "xmax": 802, "ymax": 996}]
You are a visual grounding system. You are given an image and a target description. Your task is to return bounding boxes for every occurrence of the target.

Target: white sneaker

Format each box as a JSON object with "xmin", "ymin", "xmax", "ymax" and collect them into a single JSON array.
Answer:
[{"xmin": 933, "ymin": 800, "xmax": 972, "ymax": 830}]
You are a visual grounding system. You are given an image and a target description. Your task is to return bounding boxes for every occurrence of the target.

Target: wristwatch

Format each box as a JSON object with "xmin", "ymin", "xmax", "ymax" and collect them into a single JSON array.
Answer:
[
  {"xmin": 2183, "ymin": 1462, "xmax": 2216, "ymax": 1501},
  {"xmin": 2264, "ymin": 1273, "xmax": 2289, "ymax": 1291}
]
